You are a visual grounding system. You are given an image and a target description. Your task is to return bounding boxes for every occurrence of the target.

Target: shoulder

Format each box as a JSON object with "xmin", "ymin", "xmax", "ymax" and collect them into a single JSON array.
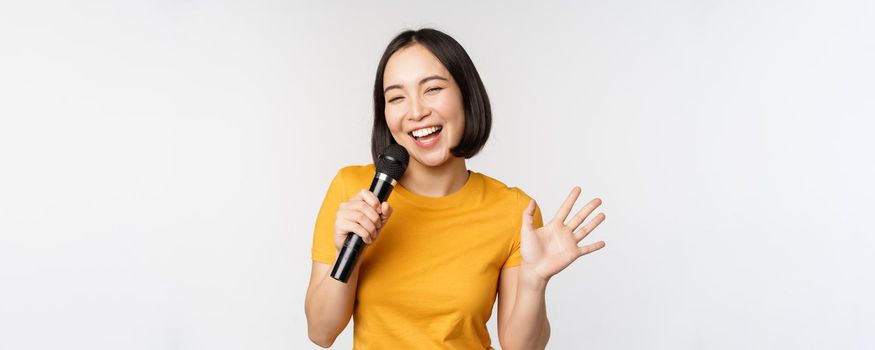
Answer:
[
  {"xmin": 335, "ymin": 164, "xmax": 375, "ymax": 181},
  {"xmin": 475, "ymin": 172, "xmax": 535, "ymax": 210},
  {"xmin": 328, "ymin": 164, "xmax": 376, "ymax": 195}
]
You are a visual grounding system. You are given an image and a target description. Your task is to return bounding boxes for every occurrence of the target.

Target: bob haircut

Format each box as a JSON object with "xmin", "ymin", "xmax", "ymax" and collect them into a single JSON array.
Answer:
[{"xmin": 371, "ymin": 28, "xmax": 492, "ymax": 164}]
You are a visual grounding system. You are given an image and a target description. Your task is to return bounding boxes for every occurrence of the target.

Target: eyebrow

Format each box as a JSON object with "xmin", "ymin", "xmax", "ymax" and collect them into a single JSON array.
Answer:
[{"xmin": 383, "ymin": 75, "xmax": 448, "ymax": 94}]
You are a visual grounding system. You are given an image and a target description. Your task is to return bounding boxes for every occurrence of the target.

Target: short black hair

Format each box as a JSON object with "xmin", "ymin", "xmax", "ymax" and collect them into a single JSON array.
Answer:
[{"xmin": 371, "ymin": 28, "xmax": 492, "ymax": 164}]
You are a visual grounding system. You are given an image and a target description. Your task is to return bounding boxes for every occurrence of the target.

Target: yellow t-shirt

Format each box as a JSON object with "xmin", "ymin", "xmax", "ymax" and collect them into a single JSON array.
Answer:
[{"xmin": 311, "ymin": 164, "xmax": 543, "ymax": 349}]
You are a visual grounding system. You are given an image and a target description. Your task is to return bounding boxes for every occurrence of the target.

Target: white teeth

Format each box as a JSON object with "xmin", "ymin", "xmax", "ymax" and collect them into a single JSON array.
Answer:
[{"xmin": 411, "ymin": 126, "xmax": 441, "ymax": 138}]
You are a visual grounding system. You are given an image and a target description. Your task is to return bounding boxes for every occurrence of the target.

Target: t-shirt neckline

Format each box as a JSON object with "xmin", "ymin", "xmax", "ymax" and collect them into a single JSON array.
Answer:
[{"xmin": 392, "ymin": 170, "xmax": 482, "ymax": 210}]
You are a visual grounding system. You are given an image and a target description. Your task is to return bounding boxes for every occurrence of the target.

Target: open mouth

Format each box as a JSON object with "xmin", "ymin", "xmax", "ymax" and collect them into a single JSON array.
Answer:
[{"xmin": 408, "ymin": 125, "xmax": 443, "ymax": 141}]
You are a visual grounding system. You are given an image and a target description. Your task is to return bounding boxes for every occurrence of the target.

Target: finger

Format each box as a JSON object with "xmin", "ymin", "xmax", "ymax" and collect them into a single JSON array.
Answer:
[
  {"xmin": 337, "ymin": 219, "xmax": 375, "ymax": 244},
  {"xmin": 551, "ymin": 186, "xmax": 581, "ymax": 225},
  {"xmin": 354, "ymin": 201, "xmax": 381, "ymax": 227},
  {"xmin": 574, "ymin": 212, "xmax": 605, "ymax": 241},
  {"xmin": 566, "ymin": 197, "xmax": 602, "ymax": 231},
  {"xmin": 344, "ymin": 210, "xmax": 377, "ymax": 235},
  {"xmin": 380, "ymin": 203, "xmax": 393, "ymax": 221},
  {"xmin": 336, "ymin": 220, "xmax": 359, "ymax": 238},
  {"xmin": 376, "ymin": 205, "xmax": 393, "ymax": 236},
  {"xmin": 521, "ymin": 199, "xmax": 537, "ymax": 229},
  {"xmin": 578, "ymin": 240, "xmax": 606, "ymax": 257},
  {"xmin": 358, "ymin": 190, "xmax": 382, "ymax": 214},
  {"xmin": 340, "ymin": 221, "xmax": 374, "ymax": 244}
]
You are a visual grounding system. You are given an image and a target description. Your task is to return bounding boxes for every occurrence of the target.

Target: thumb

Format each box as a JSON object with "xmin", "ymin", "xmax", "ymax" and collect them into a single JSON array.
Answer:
[
  {"xmin": 522, "ymin": 199, "xmax": 536, "ymax": 230},
  {"xmin": 381, "ymin": 202, "xmax": 393, "ymax": 220}
]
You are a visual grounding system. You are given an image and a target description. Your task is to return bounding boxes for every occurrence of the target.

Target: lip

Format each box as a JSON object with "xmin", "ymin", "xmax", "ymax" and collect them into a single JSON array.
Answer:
[
  {"xmin": 409, "ymin": 127, "xmax": 442, "ymax": 149},
  {"xmin": 407, "ymin": 124, "xmax": 443, "ymax": 135}
]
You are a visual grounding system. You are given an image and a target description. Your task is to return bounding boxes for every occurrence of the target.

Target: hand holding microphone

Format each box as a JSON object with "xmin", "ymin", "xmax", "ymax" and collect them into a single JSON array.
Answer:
[
  {"xmin": 333, "ymin": 190, "xmax": 392, "ymax": 248},
  {"xmin": 330, "ymin": 144, "xmax": 409, "ymax": 283}
]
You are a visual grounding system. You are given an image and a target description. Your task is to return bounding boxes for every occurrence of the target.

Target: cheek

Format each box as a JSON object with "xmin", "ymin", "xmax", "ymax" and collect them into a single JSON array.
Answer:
[
  {"xmin": 435, "ymin": 95, "xmax": 465, "ymax": 134},
  {"xmin": 436, "ymin": 91, "xmax": 463, "ymax": 118},
  {"xmin": 384, "ymin": 109, "xmax": 405, "ymax": 137}
]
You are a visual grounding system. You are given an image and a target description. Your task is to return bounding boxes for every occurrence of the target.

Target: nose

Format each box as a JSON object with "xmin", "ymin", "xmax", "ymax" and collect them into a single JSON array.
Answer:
[{"xmin": 407, "ymin": 95, "xmax": 430, "ymax": 121}]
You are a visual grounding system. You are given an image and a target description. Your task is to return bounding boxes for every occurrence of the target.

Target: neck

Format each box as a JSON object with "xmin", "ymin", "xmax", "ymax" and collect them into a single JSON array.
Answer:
[{"xmin": 399, "ymin": 156, "xmax": 469, "ymax": 197}]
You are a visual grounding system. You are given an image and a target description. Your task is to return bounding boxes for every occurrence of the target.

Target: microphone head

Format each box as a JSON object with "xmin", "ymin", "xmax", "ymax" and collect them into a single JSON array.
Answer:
[{"xmin": 376, "ymin": 144, "xmax": 409, "ymax": 181}]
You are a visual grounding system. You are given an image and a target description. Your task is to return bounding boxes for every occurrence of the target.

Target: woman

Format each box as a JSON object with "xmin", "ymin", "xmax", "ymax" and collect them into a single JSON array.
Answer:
[{"xmin": 305, "ymin": 28, "xmax": 606, "ymax": 349}]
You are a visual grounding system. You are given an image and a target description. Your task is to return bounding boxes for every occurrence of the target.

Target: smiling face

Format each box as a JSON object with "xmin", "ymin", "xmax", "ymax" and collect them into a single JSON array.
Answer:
[{"xmin": 382, "ymin": 43, "xmax": 465, "ymax": 168}]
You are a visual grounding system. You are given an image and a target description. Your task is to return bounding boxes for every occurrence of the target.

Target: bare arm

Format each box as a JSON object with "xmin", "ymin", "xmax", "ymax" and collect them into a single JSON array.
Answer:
[
  {"xmin": 499, "ymin": 188, "xmax": 607, "ymax": 349},
  {"xmin": 497, "ymin": 266, "xmax": 551, "ymax": 349},
  {"xmin": 304, "ymin": 189, "xmax": 392, "ymax": 347},
  {"xmin": 304, "ymin": 260, "xmax": 360, "ymax": 347}
]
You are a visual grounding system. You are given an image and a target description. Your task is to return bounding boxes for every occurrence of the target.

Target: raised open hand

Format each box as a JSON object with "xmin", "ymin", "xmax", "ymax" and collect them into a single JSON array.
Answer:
[{"xmin": 520, "ymin": 187, "xmax": 606, "ymax": 284}]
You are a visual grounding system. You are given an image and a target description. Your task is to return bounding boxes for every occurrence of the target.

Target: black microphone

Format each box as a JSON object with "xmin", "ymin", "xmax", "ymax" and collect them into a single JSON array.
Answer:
[{"xmin": 330, "ymin": 144, "xmax": 409, "ymax": 283}]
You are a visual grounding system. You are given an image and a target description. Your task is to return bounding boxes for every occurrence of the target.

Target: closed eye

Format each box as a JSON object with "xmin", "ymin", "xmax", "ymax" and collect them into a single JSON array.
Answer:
[
  {"xmin": 426, "ymin": 87, "xmax": 443, "ymax": 93},
  {"xmin": 388, "ymin": 96, "xmax": 404, "ymax": 103}
]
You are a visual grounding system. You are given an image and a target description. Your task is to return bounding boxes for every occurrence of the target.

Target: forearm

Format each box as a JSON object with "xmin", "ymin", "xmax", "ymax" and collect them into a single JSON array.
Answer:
[
  {"xmin": 304, "ymin": 261, "xmax": 360, "ymax": 347},
  {"xmin": 502, "ymin": 270, "xmax": 551, "ymax": 349}
]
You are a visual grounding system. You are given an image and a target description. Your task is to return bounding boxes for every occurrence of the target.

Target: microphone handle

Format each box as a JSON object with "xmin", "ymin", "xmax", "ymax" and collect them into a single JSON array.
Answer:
[{"xmin": 330, "ymin": 173, "xmax": 396, "ymax": 283}]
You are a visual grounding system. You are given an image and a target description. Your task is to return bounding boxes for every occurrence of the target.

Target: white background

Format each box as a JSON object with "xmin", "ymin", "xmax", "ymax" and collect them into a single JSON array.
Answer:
[{"xmin": 1, "ymin": 1, "xmax": 873, "ymax": 349}]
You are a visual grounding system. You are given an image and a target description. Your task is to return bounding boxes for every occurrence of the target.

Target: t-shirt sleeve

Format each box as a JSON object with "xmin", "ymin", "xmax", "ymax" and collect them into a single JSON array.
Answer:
[
  {"xmin": 311, "ymin": 169, "xmax": 348, "ymax": 264},
  {"xmin": 503, "ymin": 190, "xmax": 544, "ymax": 269}
]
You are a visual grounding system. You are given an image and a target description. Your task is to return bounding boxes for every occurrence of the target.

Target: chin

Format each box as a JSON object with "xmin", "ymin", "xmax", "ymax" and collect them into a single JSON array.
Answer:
[{"xmin": 411, "ymin": 148, "xmax": 452, "ymax": 168}]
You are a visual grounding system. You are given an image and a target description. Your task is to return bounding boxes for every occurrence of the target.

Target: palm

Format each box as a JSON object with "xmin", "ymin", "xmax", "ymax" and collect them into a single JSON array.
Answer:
[{"xmin": 520, "ymin": 187, "xmax": 606, "ymax": 281}]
